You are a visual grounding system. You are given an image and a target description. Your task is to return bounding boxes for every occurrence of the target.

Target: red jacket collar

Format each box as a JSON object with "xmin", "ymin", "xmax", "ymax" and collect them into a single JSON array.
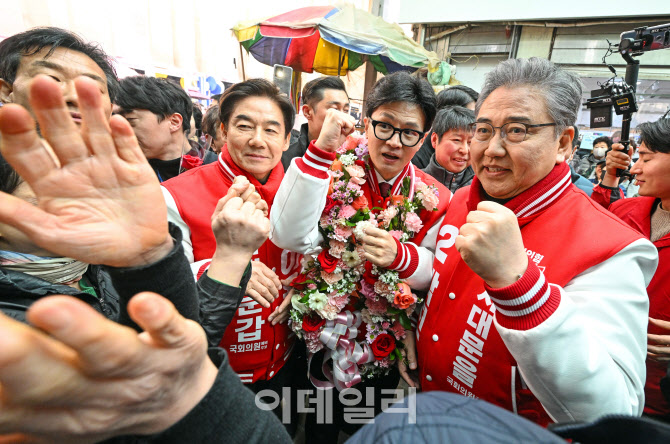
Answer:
[
  {"xmin": 218, "ymin": 145, "xmax": 285, "ymax": 204},
  {"xmin": 467, "ymin": 162, "xmax": 572, "ymax": 217}
]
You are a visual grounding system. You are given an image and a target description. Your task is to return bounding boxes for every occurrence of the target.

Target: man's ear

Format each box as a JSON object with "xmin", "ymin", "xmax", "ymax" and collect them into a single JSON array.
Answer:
[
  {"xmin": 302, "ymin": 103, "xmax": 314, "ymax": 121},
  {"xmin": 431, "ymin": 132, "xmax": 439, "ymax": 149},
  {"xmin": 220, "ymin": 122, "xmax": 227, "ymax": 142},
  {"xmin": 556, "ymin": 126, "xmax": 574, "ymax": 164},
  {"xmin": 282, "ymin": 131, "xmax": 291, "ymax": 152},
  {"xmin": 168, "ymin": 113, "xmax": 183, "ymax": 133},
  {"xmin": 0, "ymin": 78, "xmax": 14, "ymax": 104}
]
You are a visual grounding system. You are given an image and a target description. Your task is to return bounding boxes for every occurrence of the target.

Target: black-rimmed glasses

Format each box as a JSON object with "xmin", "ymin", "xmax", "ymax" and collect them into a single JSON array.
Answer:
[
  {"xmin": 370, "ymin": 119, "xmax": 425, "ymax": 147},
  {"xmin": 468, "ymin": 122, "xmax": 556, "ymax": 144}
]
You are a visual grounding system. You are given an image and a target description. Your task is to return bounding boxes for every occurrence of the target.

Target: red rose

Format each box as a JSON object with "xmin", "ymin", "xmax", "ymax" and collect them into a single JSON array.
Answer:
[
  {"xmin": 302, "ymin": 315, "xmax": 326, "ymax": 332},
  {"xmin": 363, "ymin": 261, "xmax": 377, "ymax": 285},
  {"xmin": 317, "ymin": 250, "xmax": 339, "ymax": 273},
  {"xmin": 355, "ymin": 159, "xmax": 366, "ymax": 168},
  {"xmin": 323, "ymin": 195, "xmax": 338, "ymax": 215},
  {"xmin": 181, "ymin": 154, "xmax": 203, "ymax": 170},
  {"xmin": 290, "ymin": 273, "xmax": 309, "ymax": 291},
  {"xmin": 370, "ymin": 333, "xmax": 396, "ymax": 359}
]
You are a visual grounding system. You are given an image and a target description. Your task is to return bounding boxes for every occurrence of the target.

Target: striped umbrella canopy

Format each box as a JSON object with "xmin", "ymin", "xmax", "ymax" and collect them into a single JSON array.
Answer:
[{"xmin": 232, "ymin": 5, "xmax": 440, "ymax": 75}]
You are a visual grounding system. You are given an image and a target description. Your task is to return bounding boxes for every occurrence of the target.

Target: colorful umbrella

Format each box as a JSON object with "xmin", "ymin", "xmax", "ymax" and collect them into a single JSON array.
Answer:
[{"xmin": 232, "ymin": 5, "xmax": 440, "ymax": 76}]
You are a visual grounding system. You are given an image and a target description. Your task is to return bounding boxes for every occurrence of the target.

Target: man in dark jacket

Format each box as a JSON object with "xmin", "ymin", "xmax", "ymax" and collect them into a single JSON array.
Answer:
[
  {"xmin": 282, "ymin": 76, "xmax": 349, "ymax": 170},
  {"xmin": 421, "ymin": 106, "xmax": 475, "ymax": 194}
]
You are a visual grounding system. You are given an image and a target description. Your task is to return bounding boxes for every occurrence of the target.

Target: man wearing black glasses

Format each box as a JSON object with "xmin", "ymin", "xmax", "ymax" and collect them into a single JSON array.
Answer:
[
  {"xmin": 414, "ymin": 58, "xmax": 658, "ymax": 426},
  {"xmin": 271, "ymin": 71, "xmax": 449, "ymax": 443}
]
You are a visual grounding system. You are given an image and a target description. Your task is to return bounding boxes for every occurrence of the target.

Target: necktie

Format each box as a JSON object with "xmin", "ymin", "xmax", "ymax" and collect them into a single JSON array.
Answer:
[{"xmin": 379, "ymin": 182, "xmax": 392, "ymax": 198}]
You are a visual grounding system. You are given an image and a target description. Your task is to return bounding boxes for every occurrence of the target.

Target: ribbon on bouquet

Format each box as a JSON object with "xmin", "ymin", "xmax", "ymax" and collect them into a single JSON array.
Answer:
[{"xmin": 308, "ymin": 310, "xmax": 376, "ymax": 391}]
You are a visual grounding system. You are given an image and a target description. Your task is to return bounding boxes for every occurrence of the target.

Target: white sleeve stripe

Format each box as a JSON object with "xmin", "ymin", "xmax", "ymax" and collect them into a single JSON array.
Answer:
[
  {"xmin": 398, "ymin": 244, "xmax": 411, "ymax": 272},
  {"xmin": 302, "ymin": 157, "xmax": 330, "ymax": 172},
  {"xmin": 305, "ymin": 150, "xmax": 334, "ymax": 165},
  {"xmin": 489, "ymin": 273, "xmax": 546, "ymax": 307},
  {"xmin": 494, "ymin": 285, "xmax": 552, "ymax": 317}
]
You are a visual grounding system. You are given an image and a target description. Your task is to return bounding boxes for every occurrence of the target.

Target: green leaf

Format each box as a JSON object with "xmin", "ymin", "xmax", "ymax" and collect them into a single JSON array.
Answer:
[{"xmin": 399, "ymin": 312, "xmax": 412, "ymax": 330}]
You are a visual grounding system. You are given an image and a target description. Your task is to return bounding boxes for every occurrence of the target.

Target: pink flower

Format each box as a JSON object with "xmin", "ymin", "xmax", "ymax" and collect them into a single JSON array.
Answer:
[
  {"xmin": 414, "ymin": 179, "xmax": 428, "ymax": 193},
  {"xmin": 360, "ymin": 279, "xmax": 376, "ymax": 299},
  {"xmin": 418, "ymin": 189, "xmax": 439, "ymax": 211},
  {"xmin": 366, "ymin": 296, "xmax": 388, "ymax": 316},
  {"xmin": 339, "ymin": 205, "xmax": 357, "ymax": 219},
  {"xmin": 307, "ymin": 283, "xmax": 317, "ymax": 290},
  {"xmin": 328, "ymin": 293, "xmax": 349, "ymax": 310},
  {"xmin": 379, "ymin": 206, "xmax": 398, "ymax": 228},
  {"xmin": 317, "ymin": 303, "xmax": 340, "ymax": 320},
  {"xmin": 389, "ymin": 320, "xmax": 406, "ymax": 340},
  {"xmin": 374, "ymin": 281, "xmax": 395, "ymax": 298},
  {"xmin": 345, "ymin": 164, "xmax": 365, "ymax": 178},
  {"xmin": 329, "ymin": 240, "xmax": 346, "ymax": 258},
  {"xmin": 305, "ymin": 330, "xmax": 324, "ymax": 353},
  {"xmin": 388, "ymin": 230, "xmax": 403, "ymax": 240},
  {"xmin": 350, "ymin": 176, "xmax": 366, "ymax": 186},
  {"xmin": 382, "ymin": 321, "xmax": 390, "ymax": 330},
  {"xmin": 321, "ymin": 270, "xmax": 343, "ymax": 285},
  {"xmin": 404, "ymin": 212, "xmax": 423, "ymax": 233},
  {"xmin": 333, "ymin": 225, "xmax": 354, "ymax": 242}
]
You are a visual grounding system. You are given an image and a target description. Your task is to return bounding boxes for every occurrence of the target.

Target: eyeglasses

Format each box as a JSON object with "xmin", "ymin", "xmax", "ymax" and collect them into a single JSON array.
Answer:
[
  {"xmin": 468, "ymin": 122, "xmax": 556, "ymax": 144},
  {"xmin": 370, "ymin": 119, "xmax": 425, "ymax": 147}
]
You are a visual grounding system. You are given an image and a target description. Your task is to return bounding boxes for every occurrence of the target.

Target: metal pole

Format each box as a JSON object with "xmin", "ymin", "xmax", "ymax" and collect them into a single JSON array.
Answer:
[
  {"xmin": 239, "ymin": 43, "xmax": 246, "ymax": 81},
  {"xmin": 338, "ymin": 47, "xmax": 342, "ymax": 77}
]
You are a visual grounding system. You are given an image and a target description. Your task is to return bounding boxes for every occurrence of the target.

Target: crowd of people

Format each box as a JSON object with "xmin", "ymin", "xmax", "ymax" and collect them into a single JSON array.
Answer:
[{"xmin": 0, "ymin": 26, "xmax": 669, "ymax": 444}]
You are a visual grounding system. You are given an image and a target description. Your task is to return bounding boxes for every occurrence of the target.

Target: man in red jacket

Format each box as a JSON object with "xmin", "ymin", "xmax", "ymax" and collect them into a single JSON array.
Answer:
[
  {"xmin": 412, "ymin": 57, "xmax": 658, "ymax": 426},
  {"xmin": 592, "ymin": 117, "xmax": 670, "ymax": 422},
  {"xmin": 161, "ymin": 79, "xmax": 303, "ymax": 433}
]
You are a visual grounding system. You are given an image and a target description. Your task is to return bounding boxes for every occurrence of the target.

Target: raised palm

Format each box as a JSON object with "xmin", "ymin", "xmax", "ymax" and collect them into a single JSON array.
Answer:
[{"xmin": 0, "ymin": 76, "xmax": 171, "ymax": 267}]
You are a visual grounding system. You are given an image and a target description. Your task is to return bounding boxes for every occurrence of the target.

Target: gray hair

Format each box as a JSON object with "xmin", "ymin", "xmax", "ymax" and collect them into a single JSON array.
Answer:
[{"xmin": 475, "ymin": 57, "xmax": 583, "ymax": 137}]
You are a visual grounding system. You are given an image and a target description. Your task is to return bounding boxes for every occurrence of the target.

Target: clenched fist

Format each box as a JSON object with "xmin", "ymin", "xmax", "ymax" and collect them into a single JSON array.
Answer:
[
  {"xmin": 455, "ymin": 201, "xmax": 528, "ymax": 288},
  {"xmin": 314, "ymin": 109, "xmax": 356, "ymax": 153}
]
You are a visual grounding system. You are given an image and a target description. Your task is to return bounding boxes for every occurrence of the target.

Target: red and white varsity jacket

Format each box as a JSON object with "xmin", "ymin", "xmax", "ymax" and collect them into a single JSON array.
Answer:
[
  {"xmin": 593, "ymin": 187, "xmax": 670, "ymax": 417},
  {"xmin": 417, "ymin": 163, "xmax": 658, "ymax": 425},
  {"xmin": 270, "ymin": 142, "xmax": 449, "ymax": 290},
  {"xmin": 161, "ymin": 147, "xmax": 302, "ymax": 384}
]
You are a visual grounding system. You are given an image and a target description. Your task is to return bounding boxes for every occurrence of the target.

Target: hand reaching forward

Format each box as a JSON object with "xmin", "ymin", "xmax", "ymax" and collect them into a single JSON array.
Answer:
[
  {"xmin": 0, "ymin": 292, "xmax": 217, "ymax": 443},
  {"xmin": 0, "ymin": 75, "xmax": 172, "ymax": 267},
  {"xmin": 455, "ymin": 201, "xmax": 528, "ymax": 288}
]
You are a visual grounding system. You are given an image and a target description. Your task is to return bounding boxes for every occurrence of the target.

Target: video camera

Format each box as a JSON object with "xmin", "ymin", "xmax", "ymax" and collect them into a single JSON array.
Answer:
[{"xmin": 587, "ymin": 23, "xmax": 670, "ymax": 175}]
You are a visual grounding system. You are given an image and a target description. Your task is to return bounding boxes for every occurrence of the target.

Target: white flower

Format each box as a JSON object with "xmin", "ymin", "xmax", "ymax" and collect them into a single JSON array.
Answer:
[
  {"xmin": 339, "ymin": 153, "xmax": 356, "ymax": 166},
  {"xmin": 291, "ymin": 295, "xmax": 309, "ymax": 314},
  {"xmin": 341, "ymin": 250, "xmax": 362, "ymax": 268},
  {"xmin": 308, "ymin": 291, "xmax": 328, "ymax": 310},
  {"xmin": 354, "ymin": 219, "xmax": 378, "ymax": 238}
]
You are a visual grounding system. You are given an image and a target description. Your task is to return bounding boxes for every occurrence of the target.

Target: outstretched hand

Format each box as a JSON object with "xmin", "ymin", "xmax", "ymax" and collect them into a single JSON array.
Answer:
[
  {"xmin": 0, "ymin": 292, "xmax": 217, "ymax": 443},
  {"xmin": 0, "ymin": 75, "xmax": 172, "ymax": 267}
]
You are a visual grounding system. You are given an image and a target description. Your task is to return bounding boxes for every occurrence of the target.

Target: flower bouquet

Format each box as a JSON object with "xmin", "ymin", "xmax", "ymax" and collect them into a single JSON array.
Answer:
[{"xmin": 289, "ymin": 135, "xmax": 440, "ymax": 389}]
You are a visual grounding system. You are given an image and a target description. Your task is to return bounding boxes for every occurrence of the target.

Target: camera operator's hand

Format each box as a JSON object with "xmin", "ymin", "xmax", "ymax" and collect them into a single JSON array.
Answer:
[{"xmin": 601, "ymin": 143, "xmax": 634, "ymax": 188}]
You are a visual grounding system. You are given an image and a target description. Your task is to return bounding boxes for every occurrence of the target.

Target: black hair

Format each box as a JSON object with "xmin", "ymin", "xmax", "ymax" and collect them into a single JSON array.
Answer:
[
  {"xmin": 432, "ymin": 106, "xmax": 475, "ymax": 141},
  {"xmin": 0, "ymin": 153, "xmax": 22, "ymax": 195},
  {"xmin": 302, "ymin": 76, "xmax": 348, "ymax": 108},
  {"xmin": 218, "ymin": 78, "xmax": 295, "ymax": 137},
  {"xmin": 365, "ymin": 72, "xmax": 437, "ymax": 132},
  {"xmin": 202, "ymin": 105, "xmax": 221, "ymax": 138},
  {"xmin": 0, "ymin": 27, "xmax": 119, "ymax": 102},
  {"xmin": 572, "ymin": 125, "xmax": 580, "ymax": 149},
  {"xmin": 592, "ymin": 136, "xmax": 612, "ymax": 149},
  {"xmin": 638, "ymin": 118, "xmax": 670, "ymax": 154},
  {"xmin": 436, "ymin": 85, "xmax": 479, "ymax": 110},
  {"xmin": 116, "ymin": 76, "xmax": 192, "ymax": 133},
  {"xmin": 192, "ymin": 104, "xmax": 203, "ymax": 133}
]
